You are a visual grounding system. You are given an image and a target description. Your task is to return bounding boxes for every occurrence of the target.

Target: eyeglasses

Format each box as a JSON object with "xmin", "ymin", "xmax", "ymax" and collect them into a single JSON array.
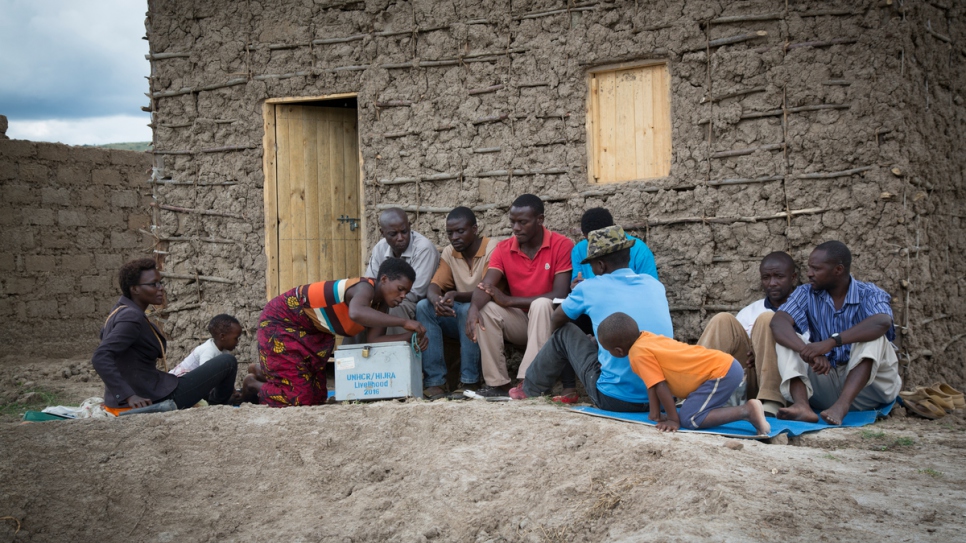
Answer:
[{"xmin": 137, "ymin": 281, "xmax": 165, "ymax": 289}]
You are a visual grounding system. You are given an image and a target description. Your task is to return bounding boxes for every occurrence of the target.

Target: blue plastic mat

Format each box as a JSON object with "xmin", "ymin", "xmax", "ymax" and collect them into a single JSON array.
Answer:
[{"xmin": 570, "ymin": 401, "xmax": 894, "ymax": 439}]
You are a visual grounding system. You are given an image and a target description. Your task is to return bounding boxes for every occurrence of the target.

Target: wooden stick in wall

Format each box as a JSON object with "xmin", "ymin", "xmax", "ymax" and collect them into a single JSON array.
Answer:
[
  {"xmin": 160, "ymin": 273, "xmax": 236, "ymax": 285},
  {"xmin": 254, "ymin": 71, "xmax": 312, "ymax": 81},
  {"xmin": 471, "ymin": 113, "xmax": 508, "ymax": 125},
  {"xmin": 151, "ymin": 77, "xmax": 247, "ymax": 98},
  {"xmin": 152, "ymin": 203, "xmax": 245, "ymax": 219},
  {"xmin": 418, "ymin": 59, "xmax": 460, "ymax": 67},
  {"xmin": 146, "ymin": 52, "xmax": 190, "ymax": 60},
  {"xmin": 708, "ymin": 174, "xmax": 784, "ymax": 186},
  {"xmin": 381, "ymin": 61, "xmax": 415, "ymax": 69},
  {"xmin": 384, "ymin": 130, "xmax": 418, "ymax": 138},
  {"xmin": 312, "ymin": 34, "xmax": 367, "ymax": 45},
  {"xmin": 796, "ymin": 9, "xmax": 858, "ymax": 17},
  {"xmin": 199, "ymin": 144, "xmax": 257, "ymax": 153},
  {"xmin": 373, "ymin": 26, "xmax": 449, "ymax": 37},
  {"xmin": 785, "ymin": 38, "xmax": 856, "ymax": 51},
  {"xmin": 700, "ymin": 86, "xmax": 767, "ymax": 104},
  {"xmin": 268, "ymin": 43, "xmax": 306, "ymax": 50},
  {"xmin": 925, "ymin": 20, "xmax": 952, "ymax": 43},
  {"xmin": 620, "ymin": 207, "xmax": 828, "ymax": 230},
  {"xmin": 515, "ymin": 6, "xmax": 596, "ymax": 20},
  {"xmin": 468, "ymin": 84, "xmax": 504, "ymax": 95},
  {"xmin": 710, "ymin": 143, "xmax": 783, "ymax": 158},
  {"xmin": 787, "ymin": 103, "xmax": 851, "ymax": 113},
  {"xmin": 796, "ymin": 166, "xmax": 873, "ymax": 179},
  {"xmin": 688, "ymin": 31, "xmax": 768, "ymax": 52},
  {"xmin": 149, "ymin": 179, "xmax": 238, "ymax": 186},
  {"xmin": 324, "ymin": 64, "xmax": 369, "ymax": 73},
  {"xmin": 153, "ymin": 144, "xmax": 256, "ymax": 155},
  {"xmin": 377, "ymin": 173, "xmax": 461, "ymax": 185},
  {"xmin": 704, "ymin": 13, "xmax": 782, "ymax": 25}
]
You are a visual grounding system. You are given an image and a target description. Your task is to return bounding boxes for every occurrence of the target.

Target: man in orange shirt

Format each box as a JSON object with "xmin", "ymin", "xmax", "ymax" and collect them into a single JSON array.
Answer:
[{"xmin": 598, "ymin": 312, "xmax": 770, "ymax": 436}]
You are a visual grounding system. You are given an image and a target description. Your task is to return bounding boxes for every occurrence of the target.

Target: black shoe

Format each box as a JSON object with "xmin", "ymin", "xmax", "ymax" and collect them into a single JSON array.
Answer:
[{"xmin": 472, "ymin": 385, "xmax": 509, "ymax": 399}]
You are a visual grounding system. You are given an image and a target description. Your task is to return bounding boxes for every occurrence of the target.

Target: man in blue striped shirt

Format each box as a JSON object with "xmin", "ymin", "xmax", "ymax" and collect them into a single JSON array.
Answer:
[{"xmin": 770, "ymin": 241, "xmax": 901, "ymax": 425}]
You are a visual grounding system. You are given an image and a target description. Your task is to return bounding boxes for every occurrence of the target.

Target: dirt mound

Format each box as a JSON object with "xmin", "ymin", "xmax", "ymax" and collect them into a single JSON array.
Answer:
[{"xmin": 2, "ymin": 357, "xmax": 965, "ymax": 542}]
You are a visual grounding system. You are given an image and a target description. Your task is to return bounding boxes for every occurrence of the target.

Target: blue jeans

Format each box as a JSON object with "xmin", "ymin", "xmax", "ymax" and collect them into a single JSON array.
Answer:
[
  {"xmin": 164, "ymin": 353, "xmax": 238, "ymax": 408},
  {"xmin": 416, "ymin": 298, "xmax": 481, "ymax": 387}
]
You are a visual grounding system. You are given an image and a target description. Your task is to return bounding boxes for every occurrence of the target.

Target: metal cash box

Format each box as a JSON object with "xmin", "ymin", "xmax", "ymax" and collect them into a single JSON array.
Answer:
[{"xmin": 333, "ymin": 337, "xmax": 423, "ymax": 401}]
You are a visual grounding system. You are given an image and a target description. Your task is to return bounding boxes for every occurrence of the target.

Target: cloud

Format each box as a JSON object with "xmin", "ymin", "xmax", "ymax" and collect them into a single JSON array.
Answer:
[
  {"xmin": 0, "ymin": 0, "xmax": 150, "ymax": 120},
  {"xmin": 6, "ymin": 115, "xmax": 151, "ymax": 146}
]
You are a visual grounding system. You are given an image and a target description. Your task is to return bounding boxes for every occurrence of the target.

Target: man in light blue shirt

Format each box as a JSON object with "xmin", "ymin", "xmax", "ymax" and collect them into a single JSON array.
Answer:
[
  {"xmin": 511, "ymin": 226, "xmax": 673, "ymax": 411},
  {"xmin": 570, "ymin": 207, "xmax": 658, "ymax": 283}
]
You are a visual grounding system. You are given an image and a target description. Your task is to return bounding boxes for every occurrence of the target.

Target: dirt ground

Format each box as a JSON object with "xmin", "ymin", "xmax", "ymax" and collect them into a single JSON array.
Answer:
[{"xmin": 1, "ymin": 355, "xmax": 965, "ymax": 543}]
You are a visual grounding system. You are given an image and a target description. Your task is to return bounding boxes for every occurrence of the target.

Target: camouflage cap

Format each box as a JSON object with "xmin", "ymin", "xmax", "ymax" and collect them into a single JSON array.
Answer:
[{"xmin": 581, "ymin": 225, "xmax": 635, "ymax": 264}]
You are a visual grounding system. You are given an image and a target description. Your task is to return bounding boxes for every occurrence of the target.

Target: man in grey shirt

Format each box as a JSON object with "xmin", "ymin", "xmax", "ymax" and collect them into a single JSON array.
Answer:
[{"xmin": 365, "ymin": 208, "xmax": 440, "ymax": 333}]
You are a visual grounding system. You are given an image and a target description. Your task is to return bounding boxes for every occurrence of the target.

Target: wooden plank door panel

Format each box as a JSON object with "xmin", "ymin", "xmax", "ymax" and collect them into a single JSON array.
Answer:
[
  {"xmin": 262, "ymin": 103, "xmax": 279, "ymax": 300},
  {"xmin": 266, "ymin": 103, "xmax": 361, "ymax": 298},
  {"xmin": 342, "ymin": 109, "xmax": 361, "ymax": 278}
]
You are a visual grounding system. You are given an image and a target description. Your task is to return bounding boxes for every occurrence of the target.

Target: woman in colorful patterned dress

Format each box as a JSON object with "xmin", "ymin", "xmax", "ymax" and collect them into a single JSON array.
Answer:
[{"xmin": 248, "ymin": 258, "xmax": 428, "ymax": 407}]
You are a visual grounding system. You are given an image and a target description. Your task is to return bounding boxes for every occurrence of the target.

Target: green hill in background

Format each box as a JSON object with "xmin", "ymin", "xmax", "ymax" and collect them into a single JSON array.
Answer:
[{"xmin": 81, "ymin": 142, "xmax": 152, "ymax": 152}]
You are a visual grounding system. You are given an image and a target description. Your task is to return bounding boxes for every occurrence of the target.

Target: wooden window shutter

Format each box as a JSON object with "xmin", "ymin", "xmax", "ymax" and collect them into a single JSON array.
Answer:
[{"xmin": 587, "ymin": 62, "xmax": 671, "ymax": 184}]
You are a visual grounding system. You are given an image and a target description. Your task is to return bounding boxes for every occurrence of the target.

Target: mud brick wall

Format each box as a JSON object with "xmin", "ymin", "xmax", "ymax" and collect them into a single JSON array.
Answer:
[
  {"xmin": 0, "ymin": 134, "xmax": 153, "ymax": 356},
  {"xmin": 144, "ymin": 0, "xmax": 965, "ymax": 387}
]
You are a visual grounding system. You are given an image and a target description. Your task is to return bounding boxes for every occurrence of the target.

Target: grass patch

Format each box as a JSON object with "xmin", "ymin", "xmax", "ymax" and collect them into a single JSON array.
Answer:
[
  {"xmin": 0, "ymin": 387, "xmax": 63, "ymax": 418},
  {"xmin": 861, "ymin": 429, "xmax": 886, "ymax": 439},
  {"xmin": 874, "ymin": 436, "xmax": 916, "ymax": 451},
  {"xmin": 822, "ymin": 453, "xmax": 841, "ymax": 461},
  {"xmin": 919, "ymin": 468, "xmax": 944, "ymax": 478}
]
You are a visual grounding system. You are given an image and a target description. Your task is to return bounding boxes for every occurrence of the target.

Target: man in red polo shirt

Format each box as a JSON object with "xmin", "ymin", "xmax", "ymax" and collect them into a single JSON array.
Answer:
[{"xmin": 465, "ymin": 194, "xmax": 574, "ymax": 397}]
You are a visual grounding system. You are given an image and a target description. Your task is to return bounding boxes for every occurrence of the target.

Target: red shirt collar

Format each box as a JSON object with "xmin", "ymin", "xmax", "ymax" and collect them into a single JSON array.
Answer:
[{"xmin": 509, "ymin": 227, "xmax": 552, "ymax": 256}]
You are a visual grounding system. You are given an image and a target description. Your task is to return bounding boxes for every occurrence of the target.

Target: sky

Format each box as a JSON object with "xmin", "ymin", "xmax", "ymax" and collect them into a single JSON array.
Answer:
[{"xmin": 0, "ymin": 0, "xmax": 151, "ymax": 145}]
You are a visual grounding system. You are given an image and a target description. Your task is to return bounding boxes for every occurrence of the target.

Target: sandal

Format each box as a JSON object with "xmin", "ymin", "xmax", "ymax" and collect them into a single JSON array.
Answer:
[
  {"xmin": 423, "ymin": 386, "xmax": 448, "ymax": 401},
  {"xmin": 933, "ymin": 382, "xmax": 966, "ymax": 409},
  {"xmin": 900, "ymin": 396, "xmax": 946, "ymax": 419},
  {"xmin": 920, "ymin": 387, "xmax": 955, "ymax": 412},
  {"xmin": 551, "ymin": 390, "xmax": 579, "ymax": 404}
]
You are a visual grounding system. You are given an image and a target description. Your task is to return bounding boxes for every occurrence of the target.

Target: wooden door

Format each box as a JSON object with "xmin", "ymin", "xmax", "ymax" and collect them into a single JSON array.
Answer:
[{"xmin": 263, "ymin": 104, "xmax": 362, "ymax": 298}]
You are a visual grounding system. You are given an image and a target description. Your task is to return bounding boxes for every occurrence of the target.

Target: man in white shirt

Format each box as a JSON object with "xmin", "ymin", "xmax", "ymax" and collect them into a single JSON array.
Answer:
[
  {"xmin": 697, "ymin": 251, "xmax": 800, "ymax": 416},
  {"xmin": 364, "ymin": 208, "xmax": 440, "ymax": 333}
]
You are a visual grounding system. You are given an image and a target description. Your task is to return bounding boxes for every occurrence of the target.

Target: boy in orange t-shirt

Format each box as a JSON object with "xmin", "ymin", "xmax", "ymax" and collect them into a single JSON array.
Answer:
[{"xmin": 598, "ymin": 312, "xmax": 770, "ymax": 436}]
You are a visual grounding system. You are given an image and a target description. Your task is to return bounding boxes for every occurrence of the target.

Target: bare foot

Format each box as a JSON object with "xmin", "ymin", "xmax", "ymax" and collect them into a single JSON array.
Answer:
[
  {"xmin": 746, "ymin": 399, "xmax": 772, "ymax": 436},
  {"xmin": 777, "ymin": 402, "xmax": 819, "ymax": 422},
  {"xmin": 820, "ymin": 403, "xmax": 848, "ymax": 425},
  {"xmin": 240, "ymin": 374, "xmax": 263, "ymax": 404}
]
